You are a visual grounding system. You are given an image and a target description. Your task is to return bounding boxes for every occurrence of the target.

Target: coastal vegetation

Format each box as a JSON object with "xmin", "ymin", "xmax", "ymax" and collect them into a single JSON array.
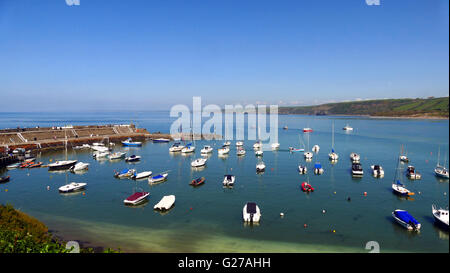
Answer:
[
  {"xmin": 0, "ymin": 204, "xmax": 120, "ymax": 253},
  {"xmin": 277, "ymin": 97, "xmax": 449, "ymax": 118}
]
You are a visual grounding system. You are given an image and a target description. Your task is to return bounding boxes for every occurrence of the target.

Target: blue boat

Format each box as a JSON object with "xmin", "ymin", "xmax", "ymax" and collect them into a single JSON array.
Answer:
[
  {"xmin": 392, "ymin": 209, "xmax": 421, "ymax": 231},
  {"xmin": 314, "ymin": 163, "xmax": 324, "ymax": 175},
  {"xmin": 153, "ymin": 138, "xmax": 170, "ymax": 143},
  {"xmin": 122, "ymin": 138, "xmax": 142, "ymax": 147}
]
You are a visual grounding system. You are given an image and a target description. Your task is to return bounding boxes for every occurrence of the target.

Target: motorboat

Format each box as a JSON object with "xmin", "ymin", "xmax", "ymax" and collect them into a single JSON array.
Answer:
[
  {"xmin": 58, "ymin": 182, "xmax": 87, "ymax": 193},
  {"xmin": 93, "ymin": 151, "xmax": 109, "ymax": 159},
  {"xmin": 6, "ymin": 162, "xmax": 21, "ymax": 169},
  {"xmin": 351, "ymin": 163, "xmax": 364, "ymax": 176},
  {"xmin": 169, "ymin": 142, "xmax": 184, "ymax": 152},
  {"xmin": 154, "ymin": 195, "xmax": 176, "ymax": 211},
  {"xmin": 432, "ymin": 205, "xmax": 449, "ymax": 229},
  {"xmin": 236, "ymin": 141, "xmax": 244, "ymax": 147},
  {"xmin": 121, "ymin": 138, "xmax": 142, "ymax": 147},
  {"xmin": 301, "ymin": 181, "xmax": 314, "ymax": 192},
  {"xmin": 283, "ymin": 126, "xmax": 288, "ymax": 130},
  {"xmin": 153, "ymin": 138, "xmax": 170, "ymax": 143},
  {"xmin": 109, "ymin": 152, "xmax": 126, "ymax": 160},
  {"xmin": 392, "ymin": 181, "xmax": 414, "ymax": 196},
  {"xmin": 114, "ymin": 168, "xmax": 136, "ymax": 178},
  {"xmin": 313, "ymin": 163, "xmax": 324, "ymax": 175},
  {"xmin": 392, "ymin": 209, "xmax": 421, "ymax": 231},
  {"xmin": 298, "ymin": 165, "xmax": 307, "ymax": 174},
  {"xmin": 125, "ymin": 155, "xmax": 141, "ymax": 162},
  {"xmin": 70, "ymin": 162, "xmax": 89, "ymax": 172},
  {"xmin": 190, "ymin": 177, "xmax": 205, "ymax": 186},
  {"xmin": 48, "ymin": 160, "xmax": 77, "ymax": 171},
  {"xmin": 132, "ymin": 171, "xmax": 153, "ymax": 180},
  {"xmin": 91, "ymin": 145, "xmax": 110, "ymax": 153},
  {"xmin": 148, "ymin": 173, "xmax": 169, "ymax": 184},
  {"xmin": 312, "ymin": 145, "xmax": 320, "ymax": 153},
  {"xmin": 237, "ymin": 147, "xmax": 246, "ymax": 156},
  {"xmin": 181, "ymin": 143, "xmax": 195, "ymax": 153},
  {"xmin": 371, "ymin": 165, "xmax": 384, "ymax": 177},
  {"xmin": 218, "ymin": 146, "xmax": 230, "ymax": 155},
  {"xmin": 271, "ymin": 142, "xmax": 280, "ymax": 149},
  {"xmin": 191, "ymin": 158, "xmax": 207, "ymax": 168},
  {"xmin": 289, "ymin": 147, "xmax": 304, "ymax": 153},
  {"xmin": 223, "ymin": 174, "xmax": 235, "ymax": 186},
  {"xmin": 123, "ymin": 191, "xmax": 149, "ymax": 206},
  {"xmin": 350, "ymin": 153, "xmax": 360, "ymax": 162},
  {"xmin": 304, "ymin": 151, "xmax": 313, "ymax": 160},
  {"xmin": 256, "ymin": 161, "xmax": 266, "ymax": 172},
  {"xmin": 303, "ymin": 128, "xmax": 313, "ymax": 133},
  {"xmin": 0, "ymin": 176, "xmax": 10, "ymax": 183},
  {"xmin": 243, "ymin": 202, "xmax": 261, "ymax": 223},
  {"xmin": 343, "ymin": 124, "xmax": 353, "ymax": 131},
  {"xmin": 399, "ymin": 155, "xmax": 409, "ymax": 163},
  {"xmin": 200, "ymin": 145, "xmax": 213, "ymax": 154},
  {"xmin": 255, "ymin": 150, "xmax": 263, "ymax": 156},
  {"xmin": 223, "ymin": 141, "xmax": 231, "ymax": 146},
  {"xmin": 73, "ymin": 144, "xmax": 90, "ymax": 150},
  {"xmin": 253, "ymin": 141, "xmax": 262, "ymax": 149},
  {"xmin": 406, "ymin": 165, "xmax": 421, "ymax": 180}
]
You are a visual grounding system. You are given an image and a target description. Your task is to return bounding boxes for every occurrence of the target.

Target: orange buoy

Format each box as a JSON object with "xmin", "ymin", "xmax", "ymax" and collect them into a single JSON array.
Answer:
[
  {"xmin": 304, "ymin": 224, "xmax": 307, "ymax": 228},
  {"xmin": 364, "ymin": 192, "xmax": 367, "ymax": 196}
]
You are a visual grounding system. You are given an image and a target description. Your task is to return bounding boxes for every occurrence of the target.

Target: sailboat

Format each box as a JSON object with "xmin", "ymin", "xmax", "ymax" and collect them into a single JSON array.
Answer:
[
  {"xmin": 48, "ymin": 134, "xmax": 77, "ymax": 171},
  {"xmin": 392, "ymin": 156, "xmax": 414, "ymax": 197},
  {"xmin": 328, "ymin": 122, "xmax": 339, "ymax": 161},
  {"xmin": 256, "ymin": 159, "xmax": 266, "ymax": 172},
  {"xmin": 399, "ymin": 144, "xmax": 409, "ymax": 163},
  {"xmin": 181, "ymin": 123, "xmax": 196, "ymax": 153},
  {"xmin": 290, "ymin": 134, "xmax": 305, "ymax": 153},
  {"xmin": 435, "ymin": 146, "xmax": 449, "ymax": 179},
  {"xmin": 58, "ymin": 137, "xmax": 86, "ymax": 193}
]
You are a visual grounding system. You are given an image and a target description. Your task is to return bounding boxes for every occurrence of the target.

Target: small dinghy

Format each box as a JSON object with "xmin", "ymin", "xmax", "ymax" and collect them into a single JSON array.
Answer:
[
  {"xmin": 169, "ymin": 142, "xmax": 184, "ymax": 152},
  {"xmin": 392, "ymin": 181, "xmax": 414, "ymax": 196},
  {"xmin": 298, "ymin": 165, "xmax": 307, "ymax": 174},
  {"xmin": 301, "ymin": 181, "xmax": 314, "ymax": 192},
  {"xmin": 6, "ymin": 163, "xmax": 21, "ymax": 169},
  {"xmin": 223, "ymin": 174, "xmax": 235, "ymax": 186},
  {"xmin": 312, "ymin": 145, "xmax": 320, "ymax": 153},
  {"xmin": 132, "ymin": 171, "xmax": 153, "ymax": 180},
  {"xmin": 256, "ymin": 161, "xmax": 266, "ymax": 172},
  {"xmin": 109, "ymin": 152, "xmax": 126, "ymax": 160},
  {"xmin": 406, "ymin": 165, "xmax": 421, "ymax": 180},
  {"xmin": 125, "ymin": 155, "xmax": 141, "ymax": 162},
  {"xmin": 148, "ymin": 173, "xmax": 168, "ymax": 184},
  {"xmin": 191, "ymin": 158, "xmax": 207, "ymax": 168},
  {"xmin": 200, "ymin": 145, "xmax": 213, "ymax": 154},
  {"xmin": 59, "ymin": 182, "xmax": 87, "ymax": 193},
  {"xmin": 371, "ymin": 165, "xmax": 384, "ymax": 177},
  {"xmin": 432, "ymin": 205, "xmax": 449, "ymax": 229},
  {"xmin": 350, "ymin": 153, "xmax": 360, "ymax": 162},
  {"xmin": 154, "ymin": 195, "xmax": 176, "ymax": 211},
  {"xmin": 351, "ymin": 163, "xmax": 364, "ymax": 176},
  {"xmin": 121, "ymin": 138, "xmax": 142, "ymax": 147},
  {"xmin": 399, "ymin": 155, "xmax": 409, "ymax": 163},
  {"xmin": 114, "ymin": 168, "xmax": 136, "ymax": 178},
  {"xmin": 28, "ymin": 162, "xmax": 43, "ymax": 168},
  {"xmin": 190, "ymin": 177, "xmax": 205, "ymax": 187},
  {"xmin": 313, "ymin": 163, "xmax": 324, "ymax": 175},
  {"xmin": 243, "ymin": 202, "xmax": 261, "ymax": 223},
  {"xmin": 0, "ymin": 176, "xmax": 11, "ymax": 184},
  {"xmin": 392, "ymin": 209, "xmax": 421, "ymax": 231},
  {"xmin": 70, "ymin": 162, "xmax": 89, "ymax": 172},
  {"xmin": 124, "ymin": 191, "xmax": 149, "ymax": 206}
]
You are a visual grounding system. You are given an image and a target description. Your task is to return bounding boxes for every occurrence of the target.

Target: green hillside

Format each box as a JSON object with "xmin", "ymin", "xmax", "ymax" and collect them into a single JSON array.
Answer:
[{"xmin": 278, "ymin": 97, "xmax": 449, "ymax": 118}]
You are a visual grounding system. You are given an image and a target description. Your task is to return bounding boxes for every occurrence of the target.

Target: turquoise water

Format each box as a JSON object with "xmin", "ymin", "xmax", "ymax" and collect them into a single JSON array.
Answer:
[{"xmin": 0, "ymin": 112, "xmax": 448, "ymax": 252}]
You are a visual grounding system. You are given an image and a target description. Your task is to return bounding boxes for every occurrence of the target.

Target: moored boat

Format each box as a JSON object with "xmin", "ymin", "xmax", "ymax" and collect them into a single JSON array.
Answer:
[
  {"xmin": 371, "ymin": 165, "xmax": 384, "ymax": 177},
  {"xmin": 58, "ymin": 182, "xmax": 87, "ymax": 193},
  {"xmin": 312, "ymin": 145, "xmax": 320, "ymax": 153},
  {"xmin": 200, "ymin": 145, "xmax": 213, "ymax": 154},
  {"xmin": 298, "ymin": 165, "xmax": 307, "ymax": 174},
  {"xmin": 223, "ymin": 174, "xmax": 235, "ymax": 186},
  {"xmin": 154, "ymin": 195, "xmax": 176, "ymax": 211},
  {"xmin": 343, "ymin": 124, "xmax": 353, "ymax": 131},
  {"xmin": 114, "ymin": 168, "xmax": 136, "ymax": 178},
  {"xmin": 243, "ymin": 202, "xmax": 261, "ymax": 223},
  {"xmin": 237, "ymin": 147, "xmax": 246, "ymax": 156},
  {"xmin": 0, "ymin": 176, "xmax": 10, "ymax": 183},
  {"xmin": 392, "ymin": 181, "xmax": 414, "ymax": 196},
  {"xmin": 148, "ymin": 173, "xmax": 169, "ymax": 184},
  {"xmin": 121, "ymin": 138, "xmax": 142, "ymax": 147},
  {"xmin": 303, "ymin": 128, "xmax": 313, "ymax": 133},
  {"xmin": 153, "ymin": 138, "xmax": 170, "ymax": 143},
  {"xmin": 48, "ymin": 160, "xmax": 77, "ymax": 171},
  {"xmin": 432, "ymin": 205, "xmax": 449, "ymax": 229},
  {"xmin": 392, "ymin": 209, "xmax": 421, "ymax": 231},
  {"xmin": 190, "ymin": 177, "xmax": 205, "ymax": 186},
  {"xmin": 169, "ymin": 142, "xmax": 184, "ymax": 152},
  {"xmin": 123, "ymin": 191, "xmax": 149, "ymax": 206},
  {"xmin": 6, "ymin": 162, "xmax": 20, "ymax": 169},
  {"xmin": 132, "ymin": 171, "xmax": 153, "ymax": 180},
  {"xmin": 125, "ymin": 155, "xmax": 141, "ymax": 162},
  {"xmin": 350, "ymin": 153, "xmax": 360, "ymax": 162},
  {"xmin": 218, "ymin": 145, "xmax": 230, "ymax": 155},
  {"xmin": 406, "ymin": 165, "xmax": 421, "ymax": 180},
  {"xmin": 351, "ymin": 163, "xmax": 363, "ymax": 176},
  {"xmin": 109, "ymin": 152, "xmax": 126, "ymax": 160},
  {"xmin": 191, "ymin": 158, "xmax": 207, "ymax": 168},
  {"xmin": 256, "ymin": 161, "xmax": 266, "ymax": 172},
  {"xmin": 70, "ymin": 162, "xmax": 89, "ymax": 172},
  {"xmin": 301, "ymin": 181, "xmax": 314, "ymax": 192},
  {"xmin": 313, "ymin": 163, "xmax": 324, "ymax": 175}
]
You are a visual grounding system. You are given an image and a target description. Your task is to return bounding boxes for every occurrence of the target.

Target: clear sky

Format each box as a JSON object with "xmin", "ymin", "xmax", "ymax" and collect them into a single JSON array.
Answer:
[{"xmin": 0, "ymin": 0, "xmax": 448, "ymax": 111}]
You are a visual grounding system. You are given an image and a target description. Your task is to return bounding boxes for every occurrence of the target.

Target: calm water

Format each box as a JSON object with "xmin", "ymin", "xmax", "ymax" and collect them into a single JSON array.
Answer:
[{"xmin": 0, "ymin": 112, "xmax": 448, "ymax": 252}]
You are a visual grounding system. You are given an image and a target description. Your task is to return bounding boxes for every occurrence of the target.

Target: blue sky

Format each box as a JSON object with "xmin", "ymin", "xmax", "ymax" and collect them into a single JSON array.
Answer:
[{"xmin": 0, "ymin": 0, "xmax": 448, "ymax": 111}]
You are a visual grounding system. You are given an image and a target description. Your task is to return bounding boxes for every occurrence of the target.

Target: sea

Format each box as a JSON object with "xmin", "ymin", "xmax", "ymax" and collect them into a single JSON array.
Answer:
[{"xmin": 0, "ymin": 111, "xmax": 448, "ymax": 252}]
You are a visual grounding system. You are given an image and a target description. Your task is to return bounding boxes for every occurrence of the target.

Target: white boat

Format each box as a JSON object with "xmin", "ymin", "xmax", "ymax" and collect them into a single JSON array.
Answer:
[
  {"xmin": 371, "ymin": 165, "xmax": 384, "ymax": 177},
  {"xmin": 148, "ymin": 173, "xmax": 169, "ymax": 184},
  {"xmin": 350, "ymin": 153, "xmax": 360, "ymax": 162},
  {"xmin": 392, "ymin": 209, "xmax": 421, "ymax": 231},
  {"xmin": 312, "ymin": 145, "xmax": 320, "ymax": 153},
  {"xmin": 432, "ymin": 205, "xmax": 449, "ymax": 229},
  {"xmin": 93, "ymin": 151, "xmax": 109, "ymax": 159},
  {"xmin": 298, "ymin": 165, "xmax": 307, "ymax": 174},
  {"xmin": 109, "ymin": 152, "xmax": 126, "ymax": 160},
  {"xmin": 253, "ymin": 141, "xmax": 262, "ymax": 149},
  {"xmin": 191, "ymin": 158, "xmax": 207, "ymax": 167},
  {"xmin": 125, "ymin": 155, "xmax": 141, "ymax": 162},
  {"xmin": 271, "ymin": 142, "xmax": 280, "ymax": 149},
  {"xmin": 255, "ymin": 150, "xmax": 263, "ymax": 156},
  {"xmin": 392, "ymin": 181, "xmax": 413, "ymax": 196},
  {"xmin": 123, "ymin": 191, "xmax": 149, "ymax": 206},
  {"xmin": 218, "ymin": 146, "xmax": 230, "ymax": 155},
  {"xmin": 329, "ymin": 122, "xmax": 339, "ymax": 160},
  {"xmin": 351, "ymin": 163, "xmax": 363, "ymax": 176},
  {"xmin": 114, "ymin": 168, "xmax": 136, "ymax": 178},
  {"xmin": 223, "ymin": 141, "xmax": 231, "ymax": 146},
  {"xmin": 91, "ymin": 145, "xmax": 110, "ymax": 153},
  {"xmin": 434, "ymin": 146, "xmax": 449, "ymax": 179},
  {"xmin": 6, "ymin": 162, "xmax": 21, "ymax": 169},
  {"xmin": 399, "ymin": 145, "xmax": 409, "ymax": 162},
  {"xmin": 343, "ymin": 124, "xmax": 353, "ymax": 131},
  {"xmin": 70, "ymin": 162, "xmax": 89, "ymax": 172},
  {"xmin": 121, "ymin": 138, "xmax": 142, "ymax": 147},
  {"xmin": 153, "ymin": 138, "xmax": 170, "ymax": 143},
  {"xmin": 181, "ymin": 144, "xmax": 195, "ymax": 153},
  {"xmin": 304, "ymin": 151, "xmax": 313, "ymax": 160},
  {"xmin": 256, "ymin": 161, "xmax": 266, "ymax": 172},
  {"xmin": 200, "ymin": 145, "xmax": 213, "ymax": 154},
  {"xmin": 223, "ymin": 174, "xmax": 235, "ymax": 186},
  {"xmin": 169, "ymin": 142, "xmax": 184, "ymax": 152},
  {"xmin": 236, "ymin": 141, "xmax": 244, "ymax": 147},
  {"xmin": 154, "ymin": 195, "xmax": 176, "ymax": 211},
  {"xmin": 237, "ymin": 147, "xmax": 246, "ymax": 156},
  {"xmin": 243, "ymin": 202, "xmax": 261, "ymax": 223},
  {"xmin": 313, "ymin": 163, "xmax": 324, "ymax": 175},
  {"xmin": 73, "ymin": 144, "xmax": 90, "ymax": 150},
  {"xmin": 59, "ymin": 182, "xmax": 87, "ymax": 193},
  {"xmin": 406, "ymin": 165, "xmax": 421, "ymax": 180},
  {"xmin": 48, "ymin": 160, "xmax": 78, "ymax": 171},
  {"xmin": 132, "ymin": 171, "xmax": 153, "ymax": 180}
]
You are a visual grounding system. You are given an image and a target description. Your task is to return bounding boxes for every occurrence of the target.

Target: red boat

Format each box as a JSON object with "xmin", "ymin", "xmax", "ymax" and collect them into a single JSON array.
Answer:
[
  {"xmin": 190, "ymin": 177, "xmax": 205, "ymax": 186},
  {"xmin": 123, "ymin": 191, "xmax": 150, "ymax": 206},
  {"xmin": 28, "ymin": 162, "xmax": 43, "ymax": 168},
  {"xmin": 301, "ymin": 182, "xmax": 314, "ymax": 192},
  {"xmin": 303, "ymin": 128, "xmax": 313, "ymax": 133},
  {"xmin": 20, "ymin": 161, "xmax": 32, "ymax": 168}
]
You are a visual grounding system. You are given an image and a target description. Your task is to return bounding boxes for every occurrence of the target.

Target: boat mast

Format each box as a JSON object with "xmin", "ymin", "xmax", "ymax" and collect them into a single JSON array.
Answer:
[
  {"xmin": 331, "ymin": 121, "xmax": 335, "ymax": 151},
  {"xmin": 437, "ymin": 145, "xmax": 441, "ymax": 167}
]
